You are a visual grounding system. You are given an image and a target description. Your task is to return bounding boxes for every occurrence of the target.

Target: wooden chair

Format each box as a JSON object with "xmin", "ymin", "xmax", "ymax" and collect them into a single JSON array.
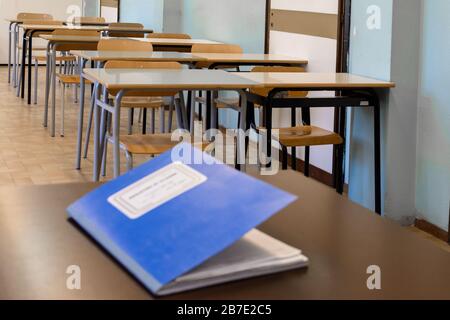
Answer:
[
  {"xmin": 146, "ymin": 33, "xmax": 191, "ymax": 39},
  {"xmin": 12, "ymin": 14, "xmax": 53, "ymax": 87},
  {"xmin": 108, "ymin": 22, "xmax": 145, "ymax": 38},
  {"xmin": 190, "ymin": 44, "xmax": 243, "ymax": 128},
  {"xmin": 32, "ymin": 26, "xmax": 89, "ymax": 104},
  {"xmin": 101, "ymin": 60, "xmax": 183, "ymax": 173},
  {"xmin": 16, "ymin": 20, "xmax": 64, "ymax": 95},
  {"xmin": 71, "ymin": 16, "xmax": 106, "ymax": 24},
  {"xmin": 81, "ymin": 39, "xmax": 158, "ymax": 157},
  {"xmin": 248, "ymin": 66, "xmax": 343, "ymax": 176},
  {"xmin": 191, "ymin": 44, "xmax": 243, "ymax": 69},
  {"xmin": 47, "ymin": 30, "xmax": 100, "ymax": 136}
]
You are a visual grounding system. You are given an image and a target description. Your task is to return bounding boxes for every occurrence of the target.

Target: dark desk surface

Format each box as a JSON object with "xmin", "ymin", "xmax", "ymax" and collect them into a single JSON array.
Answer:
[{"xmin": 0, "ymin": 169, "xmax": 449, "ymax": 300}]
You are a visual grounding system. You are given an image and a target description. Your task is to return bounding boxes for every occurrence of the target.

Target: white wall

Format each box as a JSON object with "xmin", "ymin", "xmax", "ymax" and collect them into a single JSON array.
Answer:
[
  {"xmin": 269, "ymin": 0, "xmax": 338, "ymax": 173},
  {"xmin": 348, "ymin": 0, "xmax": 393, "ymax": 213},
  {"xmin": 415, "ymin": 0, "xmax": 450, "ymax": 231},
  {"xmin": 0, "ymin": 0, "xmax": 82, "ymax": 63}
]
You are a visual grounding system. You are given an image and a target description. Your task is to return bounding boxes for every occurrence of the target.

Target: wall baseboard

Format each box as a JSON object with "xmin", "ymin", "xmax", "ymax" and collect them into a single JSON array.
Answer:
[
  {"xmin": 415, "ymin": 219, "xmax": 449, "ymax": 244},
  {"xmin": 280, "ymin": 150, "xmax": 349, "ymax": 192}
]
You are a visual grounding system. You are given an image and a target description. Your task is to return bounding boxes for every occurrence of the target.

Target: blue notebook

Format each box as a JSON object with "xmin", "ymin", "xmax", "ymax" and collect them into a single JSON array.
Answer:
[{"xmin": 67, "ymin": 143, "xmax": 301, "ymax": 296}]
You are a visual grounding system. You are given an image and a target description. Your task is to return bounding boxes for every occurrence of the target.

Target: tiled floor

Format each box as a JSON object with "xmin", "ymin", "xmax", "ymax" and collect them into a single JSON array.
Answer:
[
  {"xmin": 0, "ymin": 66, "xmax": 156, "ymax": 186},
  {"xmin": 0, "ymin": 66, "xmax": 448, "ymax": 252}
]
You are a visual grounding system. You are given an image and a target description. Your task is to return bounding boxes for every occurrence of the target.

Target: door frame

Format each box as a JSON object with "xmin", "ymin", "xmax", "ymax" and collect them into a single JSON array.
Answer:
[
  {"xmin": 263, "ymin": 0, "xmax": 353, "ymax": 184},
  {"xmin": 99, "ymin": 0, "xmax": 121, "ymax": 22},
  {"xmin": 264, "ymin": 0, "xmax": 351, "ymax": 71}
]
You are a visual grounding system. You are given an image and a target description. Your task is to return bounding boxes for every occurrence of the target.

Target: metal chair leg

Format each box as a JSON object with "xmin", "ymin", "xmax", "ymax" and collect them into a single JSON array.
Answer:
[
  {"xmin": 151, "ymin": 108, "xmax": 156, "ymax": 134},
  {"xmin": 101, "ymin": 135, "xmax": 108, "ymax": 177},
  {"xmin": 128, "ymin": 108, "xmax": 133, "ymax": 135},
  {"xmin": 160, "ymin": 107, "xmax": 165, "ymax": 133},
  {"xmin": 34, "ymin": 58, "xmax": 38, "ymax": 104},
  {"xmin": 125, "ymin": 151, "xmax": 133, "ymax": 172},
  {"xmin": 16, "ymin": 56, "xmax": 22, "ymax": 97},
  {"xmin": 282, "ymin": 146, "xmax": 288, "ymax": 170},
  {"xmin": 168, "ymin": 98, "xmax": 174, "ymax": 133},
  {"xmin": 60, "ymin": 83, "xmax": 65, "ymax": 137},
  {"xmin": 83, "ymin": 94, "xmax": 95, "ymax": 159},
  {"xmin": 304, "ymin": 146, "xmax": 310, "ymax": 177}
]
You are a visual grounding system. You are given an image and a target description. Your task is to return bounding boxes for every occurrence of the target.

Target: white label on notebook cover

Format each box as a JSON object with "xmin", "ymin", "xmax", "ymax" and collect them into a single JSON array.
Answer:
[{"xmin": 108, "ymin": 162, "xmax": 207, "ymax": 219}]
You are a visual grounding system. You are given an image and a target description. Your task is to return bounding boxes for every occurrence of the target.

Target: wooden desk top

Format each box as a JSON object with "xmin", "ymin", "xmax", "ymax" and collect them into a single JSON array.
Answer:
[
  {"xmin": 114, "ymin": 37, "xmax": 222, "ymax": 46},
  {"xmin": 193, "ymin": 53, "xmax": 308, "ymax": 65},
  {"xmin": 21, "ymin": 24, "xmax": 103, "ymax": 31},
  {"xmin": 0, "ymin": 169, "xmax": 448, "ymax": 299},
  {"xmin": 21, "ymin": 24, "xmax": 152, "ymax": 33},
  {"xmin": 40, "ymin": 35, "xmax": 101, "ymax": 43},
  {"xmin": 71, "ymin": 50, "xmax": 207, "ymax": 62},
  {"xmin": 82, "ymin": 69, "xmax": 259, "ymax": 90},
  {"xmin": 234, "ymin": 72, "xmax": 396, "ymax": 89}
]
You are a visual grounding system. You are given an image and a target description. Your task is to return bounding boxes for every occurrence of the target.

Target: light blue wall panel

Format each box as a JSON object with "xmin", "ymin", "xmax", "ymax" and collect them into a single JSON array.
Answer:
[
  {"xmin": 415, "ymin": 0, "xmax": 450, "ymax": 230},
  {"xmin": 348, "ymin": 0, "xmax": 393, "ymax": 212},
  {"xmin": 179, "ymin": 0, "xmax": 266, "ymax": 53},
  {"xmin": 120, "ymin": 0, "xmax": 164, "ymax": 31}
]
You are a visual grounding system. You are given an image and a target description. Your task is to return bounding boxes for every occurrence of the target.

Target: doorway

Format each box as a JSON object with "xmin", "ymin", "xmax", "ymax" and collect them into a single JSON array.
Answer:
[{"xmin": 100, "ymin": 0, "xmax": 120, "ymax": 22}]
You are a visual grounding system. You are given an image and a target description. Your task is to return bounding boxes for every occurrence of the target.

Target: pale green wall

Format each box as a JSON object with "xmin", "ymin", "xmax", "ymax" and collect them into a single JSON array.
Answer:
[
  {"xmin": 348, "ymin": 0, "xmax": 393, "ymax": 212},
  {"xmin": 416, "ymin": 0, "xmax": 450, "ymax": 231},
  {"xmin": 163, "ymin": 0, "xmax": 266, "ymax": 127},
  {"xmin": 83, "ymin": 0, "xmax": 99, "ymax": 17},
  {"xmin": 120, "ymin": 0, "xmax": 164, "ymax": 31},
  {"xmin": 177, "ymin": 0, "xmax": 266, "ymax": 53}
]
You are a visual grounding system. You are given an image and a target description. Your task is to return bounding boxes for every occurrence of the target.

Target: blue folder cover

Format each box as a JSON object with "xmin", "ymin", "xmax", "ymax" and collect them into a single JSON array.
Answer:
[{"xmin": 67, "ymin": 143, "xmax": 297, "ymax": 294}]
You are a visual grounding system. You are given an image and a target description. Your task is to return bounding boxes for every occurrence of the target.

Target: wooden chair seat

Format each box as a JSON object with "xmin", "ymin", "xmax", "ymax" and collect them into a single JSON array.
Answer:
[
  {"xmin": 118, "ymin": 134, "xmax": 181, "ymax": 155},
  {"xmin": 118, "ymin": 134, "xmax": 212, "ymax": 155},
  {"xmin": 266, "ymin": 126, "xmax": 343, "ymax": 147},
  {"xmin": 109, "ymin": 96, "xmax": 165, "ymax": 109},
  {"xmin": 56, "ymin": 74, "xmax": 91, "ymax": 84}
]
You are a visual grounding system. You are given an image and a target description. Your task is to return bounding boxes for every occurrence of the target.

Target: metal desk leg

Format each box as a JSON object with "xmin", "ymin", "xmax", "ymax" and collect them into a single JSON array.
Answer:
[
  {"xmin": 20, "ymin": 31, "xmax": 28, "ymax": 99},
  {"xmin": 178, "ymin": 91, "xmax": 188, "ymax": 130},
  {"xmin": 372, "ymin": 92, "xmax": 382, "ymax": 215},
  {"xmin": 13, "ymin": 24, "xmax": 19, "ymax": 87},
  {"xmin": 93, "ymin": 83, "xmax": 101, "ymax": 182},
  {"xmin": 8, "ymin": 23, "xmax": 13, "ymax": 84},
  {"xmin": 236, "ymin": 91, "xmax": 248, "ymax": 171},
  {"xmin": 205, "ymin": 91, "xmax": 212, "ymax": 131},
  {"xmin": 43, "ymin": 42, "xmax": 52, "ymax": 127},
  {"xmin": 264, "ymin": 97, "xmax": 274, "ymax": 168},
  {"xmin": 336, "ymin": 106, "xmax": 347, "ymax": 194},
  {"xmin": 50, "ymin": 45, "xmax": 57, "ymax": 137},
  {"xmin": 113, "ymin": 92, "xmax": 125, "ymax": 178},
  {"xmin": 27, "ymin": 32, "xmax": 34, "ymax": 104},
  {"xmin": 76, "ymin": 57, "xmax": 87, "ymax": 170}
]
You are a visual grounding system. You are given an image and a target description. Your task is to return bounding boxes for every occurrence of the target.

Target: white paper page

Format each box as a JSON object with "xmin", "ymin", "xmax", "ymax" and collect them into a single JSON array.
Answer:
[{"xmin": 176, "ymin": 230, "xmax": 302, "ymax": 282}]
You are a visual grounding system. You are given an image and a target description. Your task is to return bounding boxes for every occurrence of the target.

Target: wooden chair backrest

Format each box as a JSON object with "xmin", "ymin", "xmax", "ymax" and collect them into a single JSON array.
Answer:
[
  {"xmin": 17, "ymin": 13, "xmax": 53, "ymax": 20},
  {"xmin": 51, "ymin": 29, "xmax": 100, "ymax": 51},
  {"xmin": 52, "ymin": 29, "xmax": 100, "ymax": 36},
  {"xmin": 147, "ymin": 33, "xmax": 191, "ymax": 39},
  {"xmin": 108, "ymin": 22, "xmax": 145, "ymax": 38},
  {"xmin": 105, "ymin": 60, "xmax": 182, "ymax": 97},
  {"xmin": 21, "ymin": 20, "xmax": 64, "ymax": 38},
  {"xmin": 251, "ymin": 66, "xmax": 308, "ymax": 98},
  {"xmin": 97, "ymin": 39, "xmax": 153, "ymax": 52},
  {"xmin": 72, "ymin": 16, "xmax": 106, "ymax": 24}
]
